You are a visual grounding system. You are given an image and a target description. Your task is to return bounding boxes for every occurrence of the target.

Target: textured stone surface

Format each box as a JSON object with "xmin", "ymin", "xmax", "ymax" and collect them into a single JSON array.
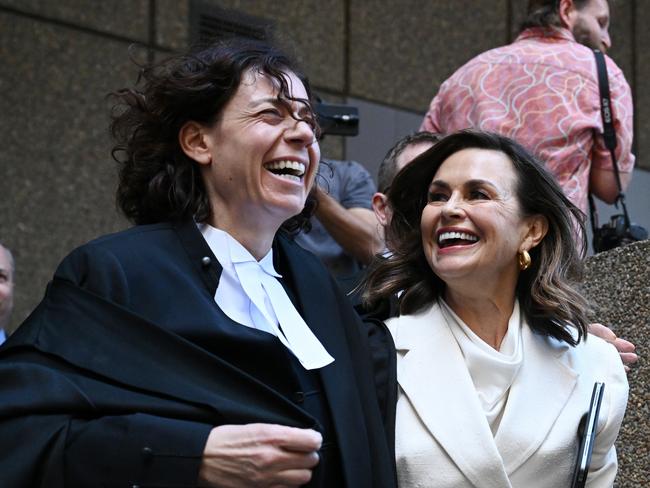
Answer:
[
  {"xmin": 0, "ymin": 13, "xmax": 135, "ymax": 331},
  {"xmin": 509, "ymin": 0, "xmax": 527, "ymax": 40},
  {"xmin": 607, "ymin": 0, "xmax": 634, "ymax": 81},
  {"xmin": 155, "ymin": 0, "xmax": 345, "ymax": 92},
  {"xmin": 349, "ymin": 0, "xmax": 508, "ymax": 111},
  {"xmin": 581, "ymin": 240, "xmax": 650, "ymax": 486},
  {"xmin": 155, "ymin": 0, "xmax": 190, "ymax": 49},
  {"xmin": 0, "ymin": 0, "xmax": 150, "ymax": 41},
  {"xmin": 635, "ymin": 2, "xmax": 650, "ymax": 171}
]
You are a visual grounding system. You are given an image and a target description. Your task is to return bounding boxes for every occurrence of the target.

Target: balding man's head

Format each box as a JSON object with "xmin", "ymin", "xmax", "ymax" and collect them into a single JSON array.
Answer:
[
  {"xmin": 373, "ymin": 132, "xmax": 441, "ymax": 235},
  {"xmin": 0, "ymin": 243, "xmax": 15, "ymax": 331}
]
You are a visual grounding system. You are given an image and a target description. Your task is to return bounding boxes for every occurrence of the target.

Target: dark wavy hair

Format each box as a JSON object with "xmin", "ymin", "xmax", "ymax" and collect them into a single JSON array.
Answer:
[
  {"xmin": 362, "ymin": 130, "xmax": 590, "ymax": 345},
  {"xmin": 521, "ymin": 0, "xmax": 591, "ymax": 30},
  {"xmin": 109, "ymin": 37, "xmax": 317, "ymax": 232}
]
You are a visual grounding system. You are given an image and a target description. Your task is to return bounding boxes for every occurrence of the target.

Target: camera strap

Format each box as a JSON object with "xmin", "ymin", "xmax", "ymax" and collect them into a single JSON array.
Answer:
[{"xmin": 588, "ymin": 49, "xmax": 632, "ymax": 232}]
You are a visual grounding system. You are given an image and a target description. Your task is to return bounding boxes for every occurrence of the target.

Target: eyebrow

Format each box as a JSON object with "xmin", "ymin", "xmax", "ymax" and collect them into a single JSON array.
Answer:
[
  {"xmin": 249, "ymin": 97, "xmax": 312, "ymax": 116},
  {"xmin": 249, "ymin": 97, "xmax": 282, "ymax": 108},
  {"xmin": 430, "ymin": 178, "xmax": 498, "ymax": 190}
]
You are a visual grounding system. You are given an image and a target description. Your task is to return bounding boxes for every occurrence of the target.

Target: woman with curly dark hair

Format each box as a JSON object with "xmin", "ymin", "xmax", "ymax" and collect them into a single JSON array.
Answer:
[
  {"xmin": 362, "ymin": 130, "xmax": 628, "ymax": 487},
  {"xmin": 0, "ymin": 38, "xmax": 395, "ymax": 488}
]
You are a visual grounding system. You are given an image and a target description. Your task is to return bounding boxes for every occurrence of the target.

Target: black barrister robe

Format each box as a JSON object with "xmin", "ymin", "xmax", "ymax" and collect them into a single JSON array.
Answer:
[{"xmin": 0, "ymin": 219, "xmax": 396, "ymax": 487}]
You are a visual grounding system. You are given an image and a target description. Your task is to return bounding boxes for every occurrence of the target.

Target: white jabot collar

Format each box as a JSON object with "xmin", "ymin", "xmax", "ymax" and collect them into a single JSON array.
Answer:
[
  {"xmin": 198, "ymin": 223, "xmax": 334, "ymax": 370},
  {"xmin": 440, "ymin": 299, "xmax": 523, "ymax": 434}
]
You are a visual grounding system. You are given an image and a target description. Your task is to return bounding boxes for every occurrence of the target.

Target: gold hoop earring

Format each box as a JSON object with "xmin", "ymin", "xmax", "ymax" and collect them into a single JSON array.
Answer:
[{"xmin": 518, "ymin": 250, "xmax": 531, "ymax": 271}]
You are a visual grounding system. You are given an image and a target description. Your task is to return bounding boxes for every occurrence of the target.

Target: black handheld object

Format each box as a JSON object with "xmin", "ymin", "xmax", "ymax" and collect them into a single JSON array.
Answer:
[{"xmin": 571, "ymin": 382, "xmax": 605, "ymax": 488}]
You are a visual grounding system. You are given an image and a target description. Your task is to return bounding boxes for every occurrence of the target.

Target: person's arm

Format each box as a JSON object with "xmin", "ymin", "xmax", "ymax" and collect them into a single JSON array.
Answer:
[
  {"xmin": 589, "ymin": 168, "xmax": 632, "ymax": 204},
  {"xmin": 590, "ymin": 61, "xmax": 635, "ymax": 203},
  {"xmin": 313, "ymin": 186, "xmax": 383, "ymax": 265},
  {"xmin": 588, "ymin": 322, "xmax": 638, "ymax": 372}
]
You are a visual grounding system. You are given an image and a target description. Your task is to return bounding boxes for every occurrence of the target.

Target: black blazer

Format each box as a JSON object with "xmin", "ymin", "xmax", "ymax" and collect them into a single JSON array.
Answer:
[{"xmin": 0, "ymin": 219, "xmax": 396, "ymax": 488}]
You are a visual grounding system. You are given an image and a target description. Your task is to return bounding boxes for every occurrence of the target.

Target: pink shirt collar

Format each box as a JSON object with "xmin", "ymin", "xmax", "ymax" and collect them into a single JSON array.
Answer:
[{"xmin": 515, "ymin": 26, "xmax": 577, "ymax": 44}]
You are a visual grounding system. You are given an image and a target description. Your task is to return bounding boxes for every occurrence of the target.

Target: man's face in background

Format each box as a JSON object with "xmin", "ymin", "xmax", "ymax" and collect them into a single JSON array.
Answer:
[
  {"xmin": 571, "ymin": 0, "xmax": 611, "ymax": 52},
  {"xmin": 0, "ymin": 246, "xmax": 14, "ymax": 331}
]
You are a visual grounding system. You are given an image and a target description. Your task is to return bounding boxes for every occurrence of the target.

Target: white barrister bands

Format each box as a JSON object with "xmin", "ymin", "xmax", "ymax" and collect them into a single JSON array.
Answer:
[{"xmin": 199, "ymin": 223, "xmax": 334, "ymax": 370}]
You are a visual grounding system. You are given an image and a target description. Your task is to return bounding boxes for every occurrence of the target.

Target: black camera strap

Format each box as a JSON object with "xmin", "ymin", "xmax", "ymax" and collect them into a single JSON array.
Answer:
[{"xmin": 588, "ymin": 49, "xmax": 632, "ymax": 232}]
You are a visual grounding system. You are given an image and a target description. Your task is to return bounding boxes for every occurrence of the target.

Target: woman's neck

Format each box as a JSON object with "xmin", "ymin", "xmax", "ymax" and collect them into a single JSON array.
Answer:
[
  {"xmin": 206, "ymin": 214, "xmax": 277, "ymax": 261},
  {"xmin": 443, "ymin": 288, "xmax": 516, "ymax": 350}
]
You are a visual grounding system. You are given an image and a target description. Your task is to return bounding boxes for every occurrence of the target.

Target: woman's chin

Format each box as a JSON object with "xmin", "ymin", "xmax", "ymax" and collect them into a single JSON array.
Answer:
[{"xmin": 262, "ymin": 196, "xmax": 307, "ymax": 223}]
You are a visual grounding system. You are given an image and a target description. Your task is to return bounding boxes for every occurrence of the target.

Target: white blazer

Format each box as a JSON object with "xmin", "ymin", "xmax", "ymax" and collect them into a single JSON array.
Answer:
[{"xmin": 387, "ymin": 302, "xmax": 628, "ymax": 488}]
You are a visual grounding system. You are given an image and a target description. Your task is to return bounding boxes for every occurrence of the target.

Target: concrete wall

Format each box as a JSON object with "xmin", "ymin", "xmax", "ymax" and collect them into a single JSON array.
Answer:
[
  {"xmin": 1, "ymin": 0, "xmax": 648, "ymax": 322},
  {"xmin": 581, "ymin": 240, "xmax": 650, "ymax": 487}
]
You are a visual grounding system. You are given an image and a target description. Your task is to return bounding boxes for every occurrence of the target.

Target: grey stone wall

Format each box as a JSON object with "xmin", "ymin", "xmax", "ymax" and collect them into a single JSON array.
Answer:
[
  {"xmin": 582, "ymin": 240, "xmax": 650, "ymax": 487},
  {"xmin": 1, "ymin": 0, "xmax": 647, "ymax": 329}
]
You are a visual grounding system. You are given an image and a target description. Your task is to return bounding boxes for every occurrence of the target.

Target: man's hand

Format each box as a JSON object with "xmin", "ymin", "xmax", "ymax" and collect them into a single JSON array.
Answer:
[
  {"xmin": 588, "ymin": 323, "xmax": 638, "ymax": 372},
  {"xmin": 198, "ymin": 423, "xmax": 322, "ymax": 488}
]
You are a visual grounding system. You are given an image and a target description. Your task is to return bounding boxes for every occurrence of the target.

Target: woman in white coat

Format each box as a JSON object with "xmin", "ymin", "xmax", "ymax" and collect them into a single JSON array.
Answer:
[{"xmin": 362, "ymin": 130, "xmax": 628, "ymax": 487}]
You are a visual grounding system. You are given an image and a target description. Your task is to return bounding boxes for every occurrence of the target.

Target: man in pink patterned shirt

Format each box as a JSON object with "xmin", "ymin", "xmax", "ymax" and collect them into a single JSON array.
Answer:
[{"xmin": 421, "ymin": 0, "xmax": 634, "ymax": 215}]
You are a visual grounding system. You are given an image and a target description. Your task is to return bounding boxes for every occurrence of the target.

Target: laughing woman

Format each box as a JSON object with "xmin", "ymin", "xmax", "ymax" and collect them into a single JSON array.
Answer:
[
  {"xmin": 0, "ymin": 39, "xmax": 394, "ymax": 487},
  {"xmin": 362, "ymin": 130, "xmax": 628, "ymax": 488}
]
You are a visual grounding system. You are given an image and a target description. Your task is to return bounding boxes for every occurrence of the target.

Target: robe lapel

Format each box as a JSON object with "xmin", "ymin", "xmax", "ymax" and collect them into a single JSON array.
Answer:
[
  {"xmin": 276, "ymin": 236, "xmax": 374, "ymax": 487},
  {"xmin": 494, "ymin": 324, "xmax": 578, "ymax": 474},
  {"xmin": 393, "ymin": 303, "xmax": 512, "ymax": 488},
  {"xmin": 33, "ymin": 278, "xmax": 314, "ymax": 428}
]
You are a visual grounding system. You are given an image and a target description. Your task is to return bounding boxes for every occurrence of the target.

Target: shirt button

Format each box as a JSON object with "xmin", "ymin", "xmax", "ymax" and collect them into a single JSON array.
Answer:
[
  {"xmin": 293, "ymin": 391, "xmax": 305, "ymax": 403},
  {"xmin": 201, "ymin": 256, "xmax": 211, "ymax": 267}
]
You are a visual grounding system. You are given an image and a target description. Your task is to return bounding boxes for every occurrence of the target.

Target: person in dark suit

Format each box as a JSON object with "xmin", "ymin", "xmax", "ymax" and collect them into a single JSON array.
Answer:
[{"xmin": 0, "ymin": 38, "xmax": 395, "ymax": 488}]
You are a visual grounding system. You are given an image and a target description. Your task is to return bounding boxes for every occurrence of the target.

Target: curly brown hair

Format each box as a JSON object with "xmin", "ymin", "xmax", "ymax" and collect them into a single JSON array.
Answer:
[
  {"xmin": 109, "ymin": 37, "xmax": 317, "ymax": 233},
  {"xmin": 362, "ymin": 130, "xmax": 590, "ymax": 346}
]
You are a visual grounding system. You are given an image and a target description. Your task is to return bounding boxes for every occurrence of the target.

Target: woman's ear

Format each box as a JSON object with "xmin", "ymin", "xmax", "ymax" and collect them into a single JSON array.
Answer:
[
  {"xmin": 523, "ymin": 214, "xmax": 549, "ymax": 251},
  {"xmin": 179, "ymin": 121, "xmax": 211, "ymax": 165}
]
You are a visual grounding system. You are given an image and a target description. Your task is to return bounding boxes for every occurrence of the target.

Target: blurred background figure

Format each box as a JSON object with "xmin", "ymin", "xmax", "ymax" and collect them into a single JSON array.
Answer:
[{"xmin": 0, "ymin": 242, "xmax": 14, "ymax": 345}]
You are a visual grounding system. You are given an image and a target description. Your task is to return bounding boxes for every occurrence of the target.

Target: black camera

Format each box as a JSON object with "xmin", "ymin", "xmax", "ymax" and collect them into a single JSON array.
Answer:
[
  {"xmin": 592, "ymin": 214, "xmax": 648, "ymax": 253},
  {"xmin": 314, "ymin": 101, "xmax": 359, "ymax": 137}
]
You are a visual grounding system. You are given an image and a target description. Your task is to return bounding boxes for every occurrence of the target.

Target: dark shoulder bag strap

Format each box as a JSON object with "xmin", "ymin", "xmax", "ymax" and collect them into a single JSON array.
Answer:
[{"xmin": 589, "ymin": 49, "xmax": 632, "ymax": 229}]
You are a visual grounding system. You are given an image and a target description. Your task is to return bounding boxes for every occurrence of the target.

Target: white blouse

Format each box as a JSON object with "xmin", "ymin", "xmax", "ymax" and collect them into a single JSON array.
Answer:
[{"xmin": 440, "ymin": 299, "xmax": 523, "ymax": 434}]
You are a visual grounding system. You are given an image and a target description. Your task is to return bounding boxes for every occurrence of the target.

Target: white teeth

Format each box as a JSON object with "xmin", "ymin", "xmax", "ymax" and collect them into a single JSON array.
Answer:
[
  {"xmin": 278, "ymin": 174, "xmax": 300, "ymax": 182},
  {"xmin": 264, "ymin": 160, "xmax": 306, "ymax": 176},
  {"xmin": 437, "ymin": 231, "xmax": 479, "ymax": 244}
]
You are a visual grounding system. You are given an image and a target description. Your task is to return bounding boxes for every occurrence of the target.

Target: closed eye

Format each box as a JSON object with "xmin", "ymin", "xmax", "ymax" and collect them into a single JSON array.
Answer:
[
  {"xmin": 427, "ymin": 191, "xmax": 448, "ymax": 203},
  {"xmin": 259, "ymin": 108, "xmax": 283, "ymax": 118},
  {"xmin": 469, "ymin": 189, "xmax": 490, "ymax": 200}
]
